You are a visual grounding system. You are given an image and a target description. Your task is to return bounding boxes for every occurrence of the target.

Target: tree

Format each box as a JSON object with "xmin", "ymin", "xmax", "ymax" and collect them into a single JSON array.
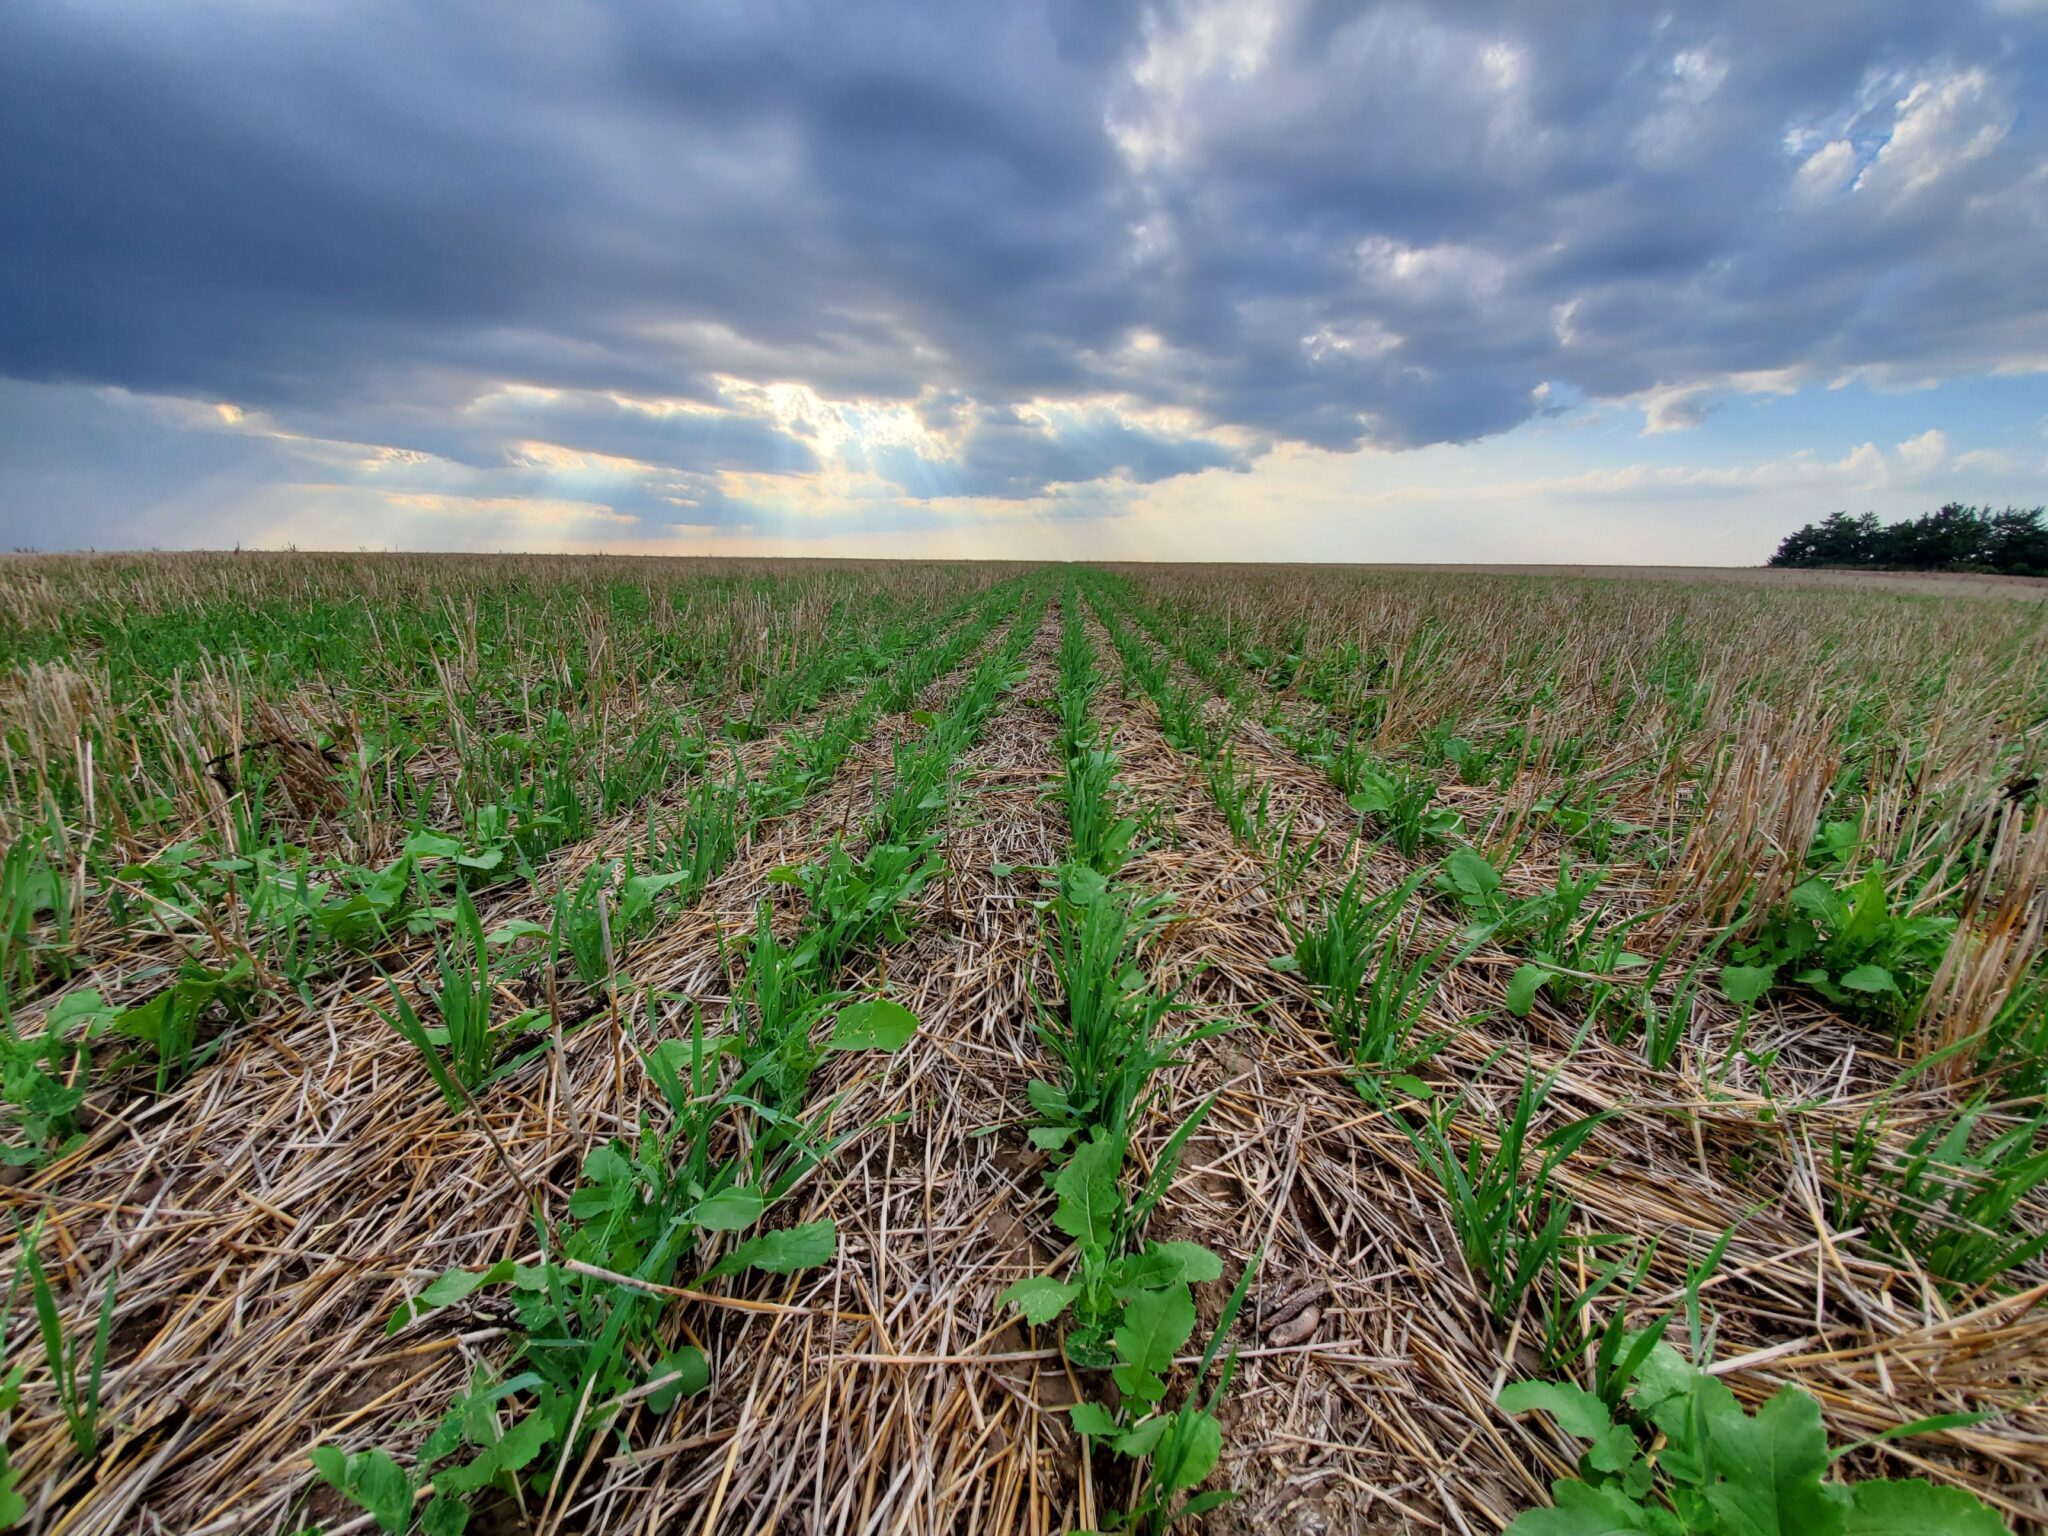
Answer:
[
  {"xmin": 1770, "ymin": 511, "xmax": 1878, "ymax": 568},
  {"xmin": 1987, "ymin": 506, "xmax": 2048, "ymax": 576},
  {"xmin": 1769, "ymin": 505, "xmax": 2046, "ymax": 575}
]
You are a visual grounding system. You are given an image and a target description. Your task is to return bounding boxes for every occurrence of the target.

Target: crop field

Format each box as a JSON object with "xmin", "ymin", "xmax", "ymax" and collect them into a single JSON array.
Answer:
[{"xmin": 1, "ymin": 552, "xmax": 2045, "ymax": 1536}]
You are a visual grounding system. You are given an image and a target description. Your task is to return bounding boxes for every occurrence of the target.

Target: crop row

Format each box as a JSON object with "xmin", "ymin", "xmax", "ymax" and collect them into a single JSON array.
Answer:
[
  {"xmin": 1092, "ymin": 572, "xmax": 2048, "ymax": 1304},
  {"xmin": 0, "ymin": 575, "xmax": 1039, "ymax": 1530},
  {"xmin": 1076, "ymin": 570, "xmax": 2021, "ymax": 1532},
  {"xmin": 290, "ymin": 582, "xmax": 1053, "ymax": 1534},
  {"xmin": 1114, "ymin": 569, "xmax": 2046, "ymax": 1073},
  {"xmin": 993, "ymin": 587, "xmax": 1248, "ymax": 1533}
]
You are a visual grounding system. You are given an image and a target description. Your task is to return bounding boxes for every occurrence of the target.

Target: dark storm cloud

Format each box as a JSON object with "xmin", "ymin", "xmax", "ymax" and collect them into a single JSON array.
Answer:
[
  {"xmin": 863, "ymin": 404, "xmax": 1246, "ymax": 499},
  {"xmin": 2, "ymin": 0, "xmax": 2046, "ymax": 542},
  {"xmin": 298, "ymin": 389, "xmax": 825, "ymax": 480}
]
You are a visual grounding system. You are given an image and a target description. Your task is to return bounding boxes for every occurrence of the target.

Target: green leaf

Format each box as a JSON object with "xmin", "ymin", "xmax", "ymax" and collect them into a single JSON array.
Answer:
[
  {"xmin": 1628, "ymin": 1342, "xmax": 1701, "ymax": 1446},
  {"xmin": 110, "ymin": 992, "xmax": 171, "ymax": 1047},
  {"xmin": 404, "ymin": 830, "xmax": 465, "ymax": 859},
  {"xmin": 690, "ymin": 1186, "xmax": 766, "ymax": 1232},
  {"xmin": 581, "ymin": 1143, "xmax": 634, "ymax": 1187},
  {"xmin": 1161, "ymin": 1412, "xmax": 1223, "ymax": 1491},
  {"xmin": 1841, "ymin": 1479, "xmax": 2007, "ymax": 1535},
  {"xmin": 619, "ymin": 873, "xmax": 690, "ymax": 929},
  {"xmin": 1025, "ymin": 1079, "xmax": 1070, "ymax": 1118},
  {"xmin": 491, "ymin": 1407, "xmax": 555, "ymax": 1473},
  {"xmin": 1791, "ymin": 877, "xmax": 1840, "ymax": 925},
  {"xmin": 1442, "ymin": 848, "xmax": 1502, "ymax": 900},
  {"xmin": 1115, "ymin": 1241, "xmax": 1223, "ymax": 1294},
  {"xmin": 1841, "ymin": 868, "xmax": 1891, "ymax": 949},
  {"xmin": 1114, "ymin": 1284, "xmax": 1196, "ymax": 1375},
  {"xmin": 421, "ymin": 1494, "xmax": 471, "ymax": 1536},
  {"xmin": 703, "ymin": 1218, "xmax": 837, "ymax": 1280},
  {"xmin": 47, "ymin": 989, "xmax": 111, "ymax": 1031},
  {"xmin": 1052, "ymin": 1135, "xmax": 1123, "ymax": 1250},
  {"xmin": 1059, "ymin": 862, "xmax": 1113, "ymax": 908},
  {"xmin": 485, "ymin": 918, "xmax": 553, "ymax": 945},
  {"xmin": 310, "ymin": 1446, "xmax": 414, "ymax": 1536},
  {"xmin": 1697, "ymin": 1384, "xmax": 1844, "ymax": 1536},
  {"xmin": 646, "ymin": 1347, "xmax": 710, "ymax": 1413},
  {"xmin": 1068, "ymin": 1401, "xmax": 1120, "ymax": 1439},
  {"xmin": 1507, "ymin": 964, "xmax": 1549, "ymax": 1017},
  {"xmin": 1500, "ymin": 1380, "xmax": 1614, "ymax": 1441},
  {"xmin": 827, "ymin": 998, "xmax": 919, "ymax": 1052},
  {"xmin": 1797, "ymin": 966, "xmax": 1847, "ymax": 1003},
  {"xmin": 1115, "ymin": 1415, "xmax": 1170, "ymax": 1458},
  {"xmin": 1500, "ymin": 1380, "xmax": 1635, "ymax": 1475},
  {"xmin": 387, "ymin": 1260, "xmax": 514, "ymax": 1335},
  {"xmin": 1505, "ymin": 1479, "xmax": 1670, "ymax": 1536},
  {"xmin": 1719, "ymin": 964, "xmax": 1777, "ymax": 1006},
  {"xmin": 1839, "ymin": 964, "xmax": 1899, "ymax": 995},
  {"xmin": 0, "ymin": 1460, "xmax": 23, "ymax": 1530},
  {"xmin": 1000, "ymin": 1275, "xmax": 1080, "ymax": 1326}
]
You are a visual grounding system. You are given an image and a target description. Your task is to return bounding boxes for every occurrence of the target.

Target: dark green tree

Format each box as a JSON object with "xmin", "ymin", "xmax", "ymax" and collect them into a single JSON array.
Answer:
[{"xmin": 1770, "ymin": 505, "xmax": 2045, "ymax": 575}]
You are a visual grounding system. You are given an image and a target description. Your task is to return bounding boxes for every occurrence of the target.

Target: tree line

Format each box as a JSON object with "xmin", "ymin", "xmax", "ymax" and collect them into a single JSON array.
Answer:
[{"xmin": 1769, "ymin": 503, "xmax": 2048, "ymax": 576}]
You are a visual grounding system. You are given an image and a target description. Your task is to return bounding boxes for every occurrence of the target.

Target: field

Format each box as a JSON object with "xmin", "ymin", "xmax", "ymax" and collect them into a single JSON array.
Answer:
[{"xmin": 1, "ymin": 552, "xmax": 2045, "ymax": 1536}]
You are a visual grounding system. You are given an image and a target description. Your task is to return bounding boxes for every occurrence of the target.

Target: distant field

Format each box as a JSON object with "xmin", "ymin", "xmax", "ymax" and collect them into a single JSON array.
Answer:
[
  {"xmin": 2, "ymin": 552, "xmax": 2043, "ymax": 1534},
  {"xmin": 1125, "ymin": 559, "xmax": 2048, "ymax": 599},
  {"xmin": 1402, "ymin": 562, "xmax": 2048, "ymax": 598}
]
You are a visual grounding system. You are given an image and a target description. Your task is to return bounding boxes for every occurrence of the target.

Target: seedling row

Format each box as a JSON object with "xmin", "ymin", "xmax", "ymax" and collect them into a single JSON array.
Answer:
[{"xmin": 0, "ymin": 554, "xmax": 2040, "ymax": 1534}]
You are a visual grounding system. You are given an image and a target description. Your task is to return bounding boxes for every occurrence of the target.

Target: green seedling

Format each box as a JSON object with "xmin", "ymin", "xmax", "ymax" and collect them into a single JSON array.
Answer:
[
  {"xmin": 780, "ymin": 836, "xmax": 945, "ymax": 978},
  {"xmin": 0, "ymin": 833, "xmax": 72, "ymax": 1007},
  {"xmin": 1277, "ymin": 870, "xmax": 1450, "ymax": 1078},
  {"xmin": 308, "ymin": 1444, "xmax": 418, "ymax": 1535},
  {"xmin": 15, "ymin": 1218, "xmax": 118, "ymax": 1459},
  {"xmin": 1203, "ymin": 747, "xmax": 1274, "ymax": 845},
  {"xmin": 1500, "ymin": 1336, "xmax": 2006, "ymax": 1535},
  {"xmin": 1001, "ymin": 1129, "xmax": 1222, "ymax": 1363},
  {"xmin": 1399, "ymin": 1065, "xmax": 1610, "ymax": 1325},
  {"xmin": 1068, "ymin": 1245, "xmax": 1256, "ymax": 1535},
  {"xmin": 1734, "ymin": 866, "xmax": 1956, "ymax": 1035},
  {"xmin": 2, "ymin": 988, "xmax": 112, "ymax": 1165},
  {"xmin": 109, "ymin": 952, "xmax": 257, "ymax": 1092},
  {"xmin": 375, "ymin": 884, "xmax": 517, "ymax": 1108},
  {"xmin": 1026, "ymin": 865, "xmax": 1222, "ymax": 1155},
  {"xmin": 1351, "ymin": 765, "xmax": 1466, "ymax": 860},
  {"xmin": 1832, "ymin": 1098, "xmax": 2048, "ymax": 1289},
  {"xmin": 1066, "ymin": 744, "xmax": 1140, "ymax": 875}
]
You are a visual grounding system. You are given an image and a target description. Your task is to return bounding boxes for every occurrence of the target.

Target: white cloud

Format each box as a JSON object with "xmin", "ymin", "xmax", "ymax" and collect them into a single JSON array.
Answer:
[
  {"xmin": 1633, "ymin": 46, "xmax": 1731, "ymax": 167},
  {"xmin": 1634, "ymin": 369, "xmax": 1805, "ymax": 434},
  {"xmin": 1954, "ymin": 447, "xmax": 2019, "ymax": 473},
  {"xmin": 1895, "ymin": 427, "xmax": 1949, "ymax": 476},
  {"xmin": 1303, "ymin": 319, "xmax": 1401, "ymax": 363},
  {"xmin": 1356, "ymin": 237, "xmax": 1509, "ymax": 300},
  {"xmin": 1854, "ymin": 70, "xmax": 2011, "ymax": 203},
  {"xmin": 1792, "ymin": 138, "xmax": 1858, "ymax": 204},
  {"xmin": 1108, "ymin": 0, "xmax": 1289, "ymax": 170}
]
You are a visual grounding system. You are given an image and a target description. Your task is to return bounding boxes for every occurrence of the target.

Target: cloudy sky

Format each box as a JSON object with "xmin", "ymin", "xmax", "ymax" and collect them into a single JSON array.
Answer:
[{"xmin": 3, "ymin": 1, "xmax": 2045, "ymax": 563}]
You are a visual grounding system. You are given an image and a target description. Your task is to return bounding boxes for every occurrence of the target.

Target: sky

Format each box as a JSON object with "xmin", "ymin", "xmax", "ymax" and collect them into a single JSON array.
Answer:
[{"xmin": 2, "ymin": 0, "xmax": 2046, "ymax": 565}]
